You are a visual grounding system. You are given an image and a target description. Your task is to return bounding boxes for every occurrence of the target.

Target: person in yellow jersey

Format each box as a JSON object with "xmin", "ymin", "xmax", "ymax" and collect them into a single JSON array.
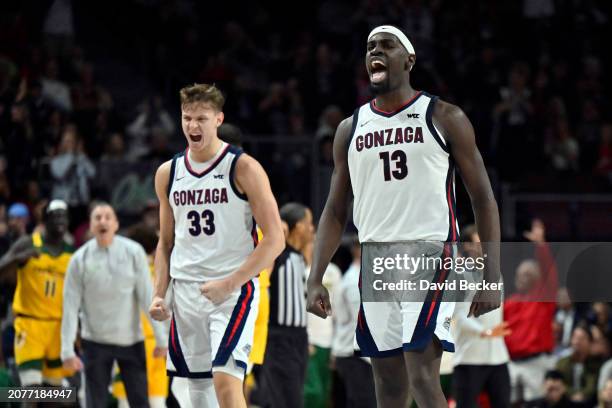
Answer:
[
  {"xmin": 0, "ymin": 199, "xmax": 73, "ymax": 386},
  {"xmin": 112, "ymin": 224, "xmax": 170, "ymax": 408},
  {"xmin": 243, "ymin": 226, "xmax": 271, "ymax": 401}
]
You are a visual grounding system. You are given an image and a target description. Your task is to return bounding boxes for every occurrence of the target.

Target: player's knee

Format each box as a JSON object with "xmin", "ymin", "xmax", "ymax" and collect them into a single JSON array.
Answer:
[
  {"xmin": 213, "ymin": 373, "xmax": 242, "ymax": 402},
  {"xmin": 408, "ymin": 368, "xmax": 438, "ymax": 394},
  {"xmin": 374, "ymin": 374, "xmax": 407, "ymax": 401}
]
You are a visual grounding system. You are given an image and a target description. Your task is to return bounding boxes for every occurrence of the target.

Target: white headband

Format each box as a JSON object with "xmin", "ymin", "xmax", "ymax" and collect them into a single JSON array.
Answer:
[
  {"xmin": 47, "ymin": 199, "xmax": 68, "ymax": 213},
  {"xmin": 368, "ymin": 25, "xmax": 415, "ymax": 55}
]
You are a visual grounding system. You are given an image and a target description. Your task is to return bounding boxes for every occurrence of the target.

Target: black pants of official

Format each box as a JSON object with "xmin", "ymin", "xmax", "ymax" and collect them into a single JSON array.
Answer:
[
  {"xmin": 453, "ymin": 363, "xmax": 511, "ymax": 408},
  {"xmin": 81, "ymin": 339, "xmax": 148, "ymax": 408},
  {"xmin": 335, "ymin": 356, "xmax": 377, "ymax": 408},
  {"xmin": 259, "ymin": 326, "xmax": 308, "ymax": 408}
]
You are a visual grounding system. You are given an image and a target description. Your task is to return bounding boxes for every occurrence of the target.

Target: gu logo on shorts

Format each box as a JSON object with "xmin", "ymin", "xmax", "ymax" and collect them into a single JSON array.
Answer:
[{"xmin": 443, "ymin": 317, "xmax": 452, "ymax": 331}]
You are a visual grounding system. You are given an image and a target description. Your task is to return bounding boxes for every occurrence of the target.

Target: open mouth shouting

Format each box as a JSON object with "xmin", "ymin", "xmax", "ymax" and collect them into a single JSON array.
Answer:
[
  {"xmin": 369, "ymin": 59, "xmax": 387, "ymax": 83},
  {"xmin": 189, "ymin": 134, "xmax": 203, "ymax": 142}
]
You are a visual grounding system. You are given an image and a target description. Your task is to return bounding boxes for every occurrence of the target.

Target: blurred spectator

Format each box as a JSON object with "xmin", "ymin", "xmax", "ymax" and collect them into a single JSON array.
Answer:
[
  {"xmin": 555, "ymin": 324, "xmax": 604, "ymax": 405},
  {"xmin": 142, "ymin": 127, "xmax": 173, "ymax": 164},
  {"xmin": 597, "ymin": 380, "xmax": 612, "ymax": 408},
  {"xmin": 576, "ymin": 100, "xmax": 602, "ymax": 171},
  {"xmin": 546, "ymin": 120, "xmax": 580, "ymax": 174},
  {"xmin": 0, "ymin": 171, "xmax": 11, "ymax": 205},
  {"xmin": 588, "ymin": 303, "xmax": 612, "ymax": 339},
  {"xmin": 599, "ymin": 378, "xmax": 612, "ymax": 408},
  {"xmin": 494, "ymin": 63, "xmax": 534, "ymax": 179},
  {"xmin": 258, "ymin": 82, "xmax": 289, "ymax": 134},
  {"xmin": 24, "ymin": 79, "xmax": 52, "ymax": 134},
  {"xmin": 134, "ymin": 200, "xmax": 160, "ymax": 234},
  {"xmin": 453, "ymin": 225, "xmax": 511, "ymax": 408},
  {"xmin": 597, "ymin": 359, "xmax": 612, "ymax": 392},
  {"xmin": 590, "ymin": 326, "xmax": 611, "ymax": 362},
  {"xmin": 41, "ymin": 59, "xmax": 72, "ymax": 112},
  {"xmin": 126, "ymin": 96, "xmax": 175, "ymax": 160},
  {"xmin": 42, "ymin": 0, "xmax": 75, "ymax": 58},
  {"xmin": 71, "ymin": 63, "xmax": 113, "ymax": 113},
  {"xmin": 6, "ymin": 203, "xmax": 29, "ymax": 242},
  {"xmin": 525, "ymin": 370, "xmax": 581, "ymax": 408},
  {"xmin": 504, "ymin": 219, "xmax": 558, "ymax": 404},
  {"xmin": 50, "ymin": 125, "xmax": 96, "ymax": 227},
  {"xmin": 554, "ymin": 288, "xmax": 578, "ymax": 357},
  {"xmin": 41, "ymin": 109, "xmax": 66, "ymax": 157},
  {"xmin": 100, "ymin": 132, "xmax": 128, "ymax": 163},
  {"xmin": 316, "ymin": 105, "xmax": 343, "ymax": 140},
  {"xmin": 3, "ymin": 102, "xmax": 36, "ymax": 187}
]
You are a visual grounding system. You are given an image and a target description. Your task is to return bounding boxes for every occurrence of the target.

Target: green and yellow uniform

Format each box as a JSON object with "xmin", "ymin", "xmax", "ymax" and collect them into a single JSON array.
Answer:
[{"xmin": 13, "ymin": 232, "xmax": 73, "ymax": 381}]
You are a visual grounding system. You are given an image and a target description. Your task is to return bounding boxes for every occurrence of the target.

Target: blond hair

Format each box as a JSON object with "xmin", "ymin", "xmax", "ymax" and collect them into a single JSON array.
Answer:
[{"xmin": 179, "ymin": 83, "xmax": 225, "ymax": 111}]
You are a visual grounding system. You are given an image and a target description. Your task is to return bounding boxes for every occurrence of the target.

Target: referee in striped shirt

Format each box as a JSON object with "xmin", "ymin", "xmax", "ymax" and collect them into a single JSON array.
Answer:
[{"xmin": 260, "ymin": 202, "xmax": 314, "ymax": 408}]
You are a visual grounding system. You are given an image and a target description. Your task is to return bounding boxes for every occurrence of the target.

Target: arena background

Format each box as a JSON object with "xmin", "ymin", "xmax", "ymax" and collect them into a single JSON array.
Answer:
[{"xmin": 1, "ymin": 0, "xmax": 611, "ymax": 406}]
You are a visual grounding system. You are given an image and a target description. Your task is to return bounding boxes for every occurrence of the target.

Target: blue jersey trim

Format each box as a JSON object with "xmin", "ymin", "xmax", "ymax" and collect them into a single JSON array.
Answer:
[
  {"xmin": 228, "ymin": 146, "xmax": 248, "ymax": 201},
  {"xmin": 424, "ymin": 94, "xmax": 450, "ymax": 153},
  {"xmin": 347, "ymin": 108, "xmax": 360, "ymax": 152},
  {"xmin": 167, "ymin": 151, "xmax": 184, "ymax": 198}
]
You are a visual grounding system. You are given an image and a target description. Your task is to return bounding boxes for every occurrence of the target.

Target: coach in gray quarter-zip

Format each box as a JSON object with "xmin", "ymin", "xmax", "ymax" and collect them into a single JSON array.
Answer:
[{"xmin": 60, "ymin": 201, "xmax": 168, "ymax": 408}]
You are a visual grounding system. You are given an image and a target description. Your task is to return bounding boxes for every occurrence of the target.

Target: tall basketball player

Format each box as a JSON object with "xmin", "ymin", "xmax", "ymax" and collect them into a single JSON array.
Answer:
[
  {"xmin": 0, "ymin": 200, "xmax": 73, "ymax": 387},
  {"xmin": 148, "ymin": 84, "xmax": 285, "ymax": 408},
  {"xmin": 307, "ymin": 26, "xmax": 501, "ymax": 408}
]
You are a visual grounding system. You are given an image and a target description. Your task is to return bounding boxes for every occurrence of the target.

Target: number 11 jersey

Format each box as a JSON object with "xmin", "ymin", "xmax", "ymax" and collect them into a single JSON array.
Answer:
[
  {"xmin": 347, "ymin": 92, "xmax": 459, "ymax": 243},
  {"xmin": 168, "ymin": 143, "xmax": 257, "ymax": 281}
]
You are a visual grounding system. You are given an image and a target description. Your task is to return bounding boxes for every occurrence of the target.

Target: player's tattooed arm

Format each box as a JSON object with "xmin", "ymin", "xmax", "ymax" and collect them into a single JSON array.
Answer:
[
  {"xmin": 433, "ymin": 100, "xmax": 501, "ymax": 317},
  {"xmin": 307, "ymin": 116, "xmax": 354, "ymax": 319},
  {"xmin": 150, "ymin": 160, "xmax": 174, "ymax": 321},
  {"xmin": 201, "ymin": 154, "xmax": 285, "ymax": 304},
  {"xmin": 0, "ymin": 235, "xmax": 38, "ymax": 279}
]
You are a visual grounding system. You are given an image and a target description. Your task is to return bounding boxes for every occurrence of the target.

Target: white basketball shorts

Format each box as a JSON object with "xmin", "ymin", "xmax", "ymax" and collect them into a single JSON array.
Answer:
[
  {"xmin": 357, "ymin": 241, "xmax": 456, "ymax": 357},
  {"xmin": 167, "ymin": 278, "xmax": 259, "ymax": 380}
]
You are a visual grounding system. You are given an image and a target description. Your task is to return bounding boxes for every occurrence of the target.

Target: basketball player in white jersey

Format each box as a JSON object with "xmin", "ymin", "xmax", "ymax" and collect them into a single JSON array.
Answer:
[
  {"xmin": 149, "ymin": 84, "xmax": 285, "ymax": 408},
  {"xmin": 307, "ymin": 26, "xmax": 501, "ymax": 407}
]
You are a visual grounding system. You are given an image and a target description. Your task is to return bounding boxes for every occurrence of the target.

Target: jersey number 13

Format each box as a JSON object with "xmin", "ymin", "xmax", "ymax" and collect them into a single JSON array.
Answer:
[{"xmin": 379, "ymin": 150, "xmax": 408, "ymax": 181}]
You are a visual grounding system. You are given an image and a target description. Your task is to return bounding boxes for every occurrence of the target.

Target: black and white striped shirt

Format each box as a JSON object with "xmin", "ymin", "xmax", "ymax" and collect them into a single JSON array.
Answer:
[{"xmin": 269, "ymin": 245, "xmax": 307, "ymax": 328}]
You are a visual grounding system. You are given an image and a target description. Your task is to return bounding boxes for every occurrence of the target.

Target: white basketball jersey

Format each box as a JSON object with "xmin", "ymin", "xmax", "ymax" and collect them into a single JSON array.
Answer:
[
  {"xmin": 347, "ymin": 92, "xmax": 459, "ymax": 243},
  {"xmin": 168, "ymin": 143, "xmax": 257, "ymax": 281}
]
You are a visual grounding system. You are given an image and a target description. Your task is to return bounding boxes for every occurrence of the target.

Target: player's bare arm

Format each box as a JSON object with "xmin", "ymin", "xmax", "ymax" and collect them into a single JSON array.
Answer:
[
  {"xmin": 149, "ymin": 160, "xmax": 174, "ymax": 321},
  {"xmin": 433, "ymin": 100, "xmax": 501, "ymax": 317},
  {"xmin": 0, "ymin": 235, "xmax": 38, "ymax": 279},
  {"xmin": 306, "ymin": 116, "xmax": 354, "ymax": 319},
  {"xmin": 200, "ymin": 154, "xmax": 285, "ymax": 304}
]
